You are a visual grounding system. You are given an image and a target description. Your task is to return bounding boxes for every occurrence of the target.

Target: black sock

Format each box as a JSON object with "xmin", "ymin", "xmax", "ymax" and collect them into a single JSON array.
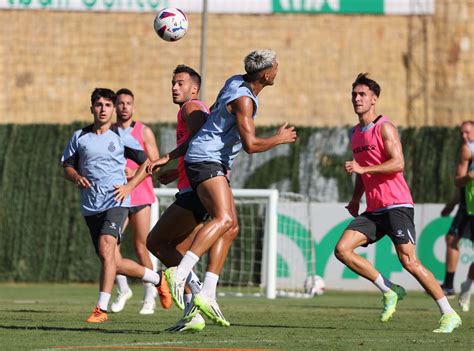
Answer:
[{"xmin": 444, "ymin": 272, "xmax": 455, "ymax": 289}]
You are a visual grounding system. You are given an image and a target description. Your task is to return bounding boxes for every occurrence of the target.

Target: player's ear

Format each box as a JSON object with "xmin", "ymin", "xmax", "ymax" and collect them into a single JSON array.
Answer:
[
  {"xmin": 372, "ymin": 94, "xmax": 378, "ymax": 105},
  {"xmin": 191, "ymin": 85, "xmax": 198, "ymax": 95}
]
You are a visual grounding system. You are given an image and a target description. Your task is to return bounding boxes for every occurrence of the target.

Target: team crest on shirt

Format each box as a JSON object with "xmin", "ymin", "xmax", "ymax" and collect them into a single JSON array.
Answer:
[{"xmin": 108, "ymin": 142, "xmax": 116, "ymax": 152}]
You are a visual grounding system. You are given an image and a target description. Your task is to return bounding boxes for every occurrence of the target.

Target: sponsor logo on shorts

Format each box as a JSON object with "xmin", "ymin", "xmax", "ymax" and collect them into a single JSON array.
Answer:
[
  {"xmin": 396, "ymin": 229, "xmax": 405, "ymax": 237},
  {"xmin": 109, "ymin": 222, "xmax": 117, "ymax": 230}
]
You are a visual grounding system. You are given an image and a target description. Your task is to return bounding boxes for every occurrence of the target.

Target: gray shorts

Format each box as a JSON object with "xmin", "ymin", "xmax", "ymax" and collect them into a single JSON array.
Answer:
[
  {"xmin": 184, "ymin": 161, "xmax": 230, "ymax": 191},
  {"xmin": 447, "ymin": 207, "xmax": 472, "ymax": 240},
  {"xmin": 174, "ymin": 191, "xmax": 210, "ymax": 223},
  {"xmin": 84, "ymin": 207, "xmax": 128, "ymax": 254},
  {"xmin": 128, "ymin": 204, "xmax": 150, "ymax": 215},
  {"xmin": 346, "ymin": 207, "xmax": 416, "ymax": 246}
]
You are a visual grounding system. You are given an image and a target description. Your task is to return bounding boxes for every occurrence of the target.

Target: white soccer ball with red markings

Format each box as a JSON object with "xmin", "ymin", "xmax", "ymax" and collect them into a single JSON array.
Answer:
[
  {"xmin": 304, "ymin": 275, "xmax": 325, "ymax": 296},
  {"xmin": 154, "ymin": 8, "xmax": 188, "ymax": 42}
]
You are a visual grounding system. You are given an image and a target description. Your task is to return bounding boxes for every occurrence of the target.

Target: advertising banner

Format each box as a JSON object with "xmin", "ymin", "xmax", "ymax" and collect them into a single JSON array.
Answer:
[
  {"xmin": 0, "ymin": 0, "xmax": 434, "ymax": 14},
  {"xmin": 277, "ymin": 202, "xmax": 473, "ymax": 291}
]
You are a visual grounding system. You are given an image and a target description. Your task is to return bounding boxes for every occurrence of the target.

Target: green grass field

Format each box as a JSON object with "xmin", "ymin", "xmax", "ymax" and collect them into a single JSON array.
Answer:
[{"xmin": 0, "ymin": 283, "xmax": 472, "ymax": 350}]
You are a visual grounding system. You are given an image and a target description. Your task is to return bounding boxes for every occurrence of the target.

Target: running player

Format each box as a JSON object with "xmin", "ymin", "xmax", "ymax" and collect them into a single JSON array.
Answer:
[
  {"xmin": 148, "ymin": 49, "xmax": 297, "ymax": 326},
  {"xmin": 334, "ymin": 73, "xmax": 461, "ymax": 333},
  {"xmin": 440, "ymin": 121, "xmax": 474, "ymax": 297},
  {"xmin": 61, "ymin": 88, "xmax": 168, "ymax": 323},
  {"xmin": 454, "ymin": 128, "xmax": 474, "ymax": 312},
  {"xmin": 111, "ymin": 88, "xmax": 165, "ymax": 315},
  {"xmin": 146, "ymin": 65, "xmax": 238, "ymax": 331}
]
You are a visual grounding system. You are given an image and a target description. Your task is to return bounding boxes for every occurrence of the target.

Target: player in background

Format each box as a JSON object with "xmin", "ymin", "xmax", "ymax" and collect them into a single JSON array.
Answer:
[
  {"xmin": 440, "ymin": 121, "xmax": 474, "ymax": 297},
  {"xmin": 61, "ymin": 88, "xmax": 168, "ymax": 323},
  {"xmin": 335, "ymin": 73, "xmax": 461, "ymax": 333},
  {"xmin": 146, "ymin": 65, "xmax": 239, "ymax": 331},
  {"xmin": 111, "ymin": 88, "xmax": 167, "ymax": 315},
  {"xmin": 148, "ymin": 49, "xmax": 297, "ymax": 326},
  {"xmin": 453, "ymin": 128, "xmax": 474, "ymax": 312}
]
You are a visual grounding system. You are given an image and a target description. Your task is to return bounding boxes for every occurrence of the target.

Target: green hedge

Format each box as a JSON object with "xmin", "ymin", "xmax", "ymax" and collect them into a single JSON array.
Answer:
[{"xmin": 0, "ymin": 123, "xmax": 460, "ymax": 282}]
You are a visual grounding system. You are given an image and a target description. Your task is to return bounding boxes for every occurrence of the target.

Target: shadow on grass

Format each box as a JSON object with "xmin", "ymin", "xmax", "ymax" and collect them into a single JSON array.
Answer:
[
  {"xmin": 0, "ymin": 324, "xmax": 159, "ymax": 335},
  {"xmin": 286, "ymin": 304, "xmax": 431, "ymax": 312},
  {"xmin": 230, "ymin": 323, "xmax": 337, "ymax": 330}
]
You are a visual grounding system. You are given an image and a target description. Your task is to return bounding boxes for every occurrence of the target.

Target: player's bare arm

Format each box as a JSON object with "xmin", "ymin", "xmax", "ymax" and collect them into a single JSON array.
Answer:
[
  {"xmin": 157, "ymin": 169, "xmax": 179, "ymax": 185},
  {"xmin": 232, "ymin": 96, "xmax": 297, "ymax": 154},
  {"xmin": 346, "ymin": 174, "xmax": 364, "ymax": 217},
  {"xmin": 440, "ymin": 191, "xmax": 460, "ymax": 216},
  {"xmin": 126, "ymin": 126, "xmax": 160, "ymax": 179},
  {"xmin": 147, "ymin": 102, "xmax": 207, "ymax": 174},
  {"xmin": 143, "ymin": 126, "xmax": 160, "ymax": 161},
  {"xmin": 345, "ymin": 122, "xmax": 404, "ymax": 175},
  {"xmin": 114, "ymin": 158, "xmax": 151, "ymax": 202},
  {"xmin": 455, "ymin": 142, "xmax": 474, "ymax": 187},
  {"xmin": 64, "ymin": 166, "xmax": 91, "ymax": 189}
]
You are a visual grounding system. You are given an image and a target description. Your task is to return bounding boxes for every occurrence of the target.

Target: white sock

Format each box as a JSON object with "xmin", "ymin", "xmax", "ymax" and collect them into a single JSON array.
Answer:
[
  {"xmin": 143, "ymin": 281, "xmax": 156, "ymax": 302},
  {"xmin": 186, "ymin": 270, "xmax": 203, "ymax": 295},
  {"xmin": 142, "ymin": 267, "xmax": 160, "ymax": 285},
  {"xmin": 201, "ymin": 272, "xmax": 219, "ymax": 300},
  {"xmin": 116, "ymin": 274, "xmax": 130, "ymax": 293},
  {"xmin": 97, "ymin": 292, "xmax": 111, "ymax": 311},
  {"xmin": 176, "ymin": 251, "xmax": 200, "ymax": 282},
  {"xmin": 373, "ymin": 274, "xmax": 393, "ymax": 293},
  {"xmin": 436, "ymin": 296, "xmax": 455, "ymax": 315}
]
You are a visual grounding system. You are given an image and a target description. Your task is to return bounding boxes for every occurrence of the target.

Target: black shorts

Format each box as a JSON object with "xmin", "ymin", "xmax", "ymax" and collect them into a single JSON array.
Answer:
[
  {"xmin": 346, "ymin": 207, "xmax": 416, "ymax": 246},
  {"xmin": 174, "ymin": 191, "xmax": 210, "ymax": 223},
  {"xmin": 84, "ymin": 207, "xmax": 128, "ymax": 254},
  {"xmin": 184, "ymin": 161, "xmax": 230, "ymax": 191},
  {"xmin": 128, "ymin": 204, "xmax": 150, "ymax": 215},
  {"xmin": 447, "ymin": 207, "xmax": 472, "ymax": 240}
]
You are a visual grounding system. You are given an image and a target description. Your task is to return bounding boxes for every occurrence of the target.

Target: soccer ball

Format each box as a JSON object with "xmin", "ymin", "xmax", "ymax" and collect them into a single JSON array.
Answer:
[
  {"xmin": 304, "ymin": 275, "xmax": 325, "ymax": 297},
  {"xmin": 154, "ymin": 8, "xmax": 188, "ymax": 42}
]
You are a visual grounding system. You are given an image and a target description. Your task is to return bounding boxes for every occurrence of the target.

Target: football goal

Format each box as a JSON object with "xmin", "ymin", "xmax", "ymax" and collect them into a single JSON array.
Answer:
[{"xmin": 151, "ymin": 188, "xmax": 279, "ymax": 299}]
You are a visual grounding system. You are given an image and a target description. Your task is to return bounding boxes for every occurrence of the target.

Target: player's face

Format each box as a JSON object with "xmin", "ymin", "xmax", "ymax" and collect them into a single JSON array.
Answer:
[
  {"xmin": 116, "ymin": 94, "xmax": 134, "ymax": 122},
  {"xmin": 460, "ymin": 123, "xmax": 474, "ymax": 143},
  {"xmin": 91, "ymin": 97, "xmax": 115, "ymax": 125},
  {"xmin": 172, "ymin": 72, "xmax": 197, "ymax": 105},
  {"xmin": 352, "ymin": 85, "xmax": 377, "ymax": 115}
]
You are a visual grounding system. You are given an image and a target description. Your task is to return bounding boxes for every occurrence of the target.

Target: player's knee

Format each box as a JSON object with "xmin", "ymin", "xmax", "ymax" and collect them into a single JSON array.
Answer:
[
  {"xmin": 223, "ymin": 223, "xmax": 239, "ymax": 242},
  {"xmin": 218, "ymin": 214, "xmax": 235, "ymax": 232},
  {"xmin": 399, "ymin": 256, "xmax": 418, "ymax": 273},
  {"xmin": 146, "ymin": 236, "xmax": 163, "ymax": 258},
  {"xmin": 334, "ymin": 244, "xmax": 350, "ymax": 263},
  {"xmin": 98, "ymin": 240, "xmax": 115, "ymax": 261}
]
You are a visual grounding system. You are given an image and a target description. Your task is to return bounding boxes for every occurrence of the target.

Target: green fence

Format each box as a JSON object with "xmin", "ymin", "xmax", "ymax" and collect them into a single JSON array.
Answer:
[{"xmin": 0, "ymin": 123, "xmax": 460, "ymax": 282}]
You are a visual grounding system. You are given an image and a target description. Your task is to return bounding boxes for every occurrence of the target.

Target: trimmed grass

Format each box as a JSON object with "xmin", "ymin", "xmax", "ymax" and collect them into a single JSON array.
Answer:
[{"xmin": 0, "ymin": 283, "xmax": 472, "ymax": 350}]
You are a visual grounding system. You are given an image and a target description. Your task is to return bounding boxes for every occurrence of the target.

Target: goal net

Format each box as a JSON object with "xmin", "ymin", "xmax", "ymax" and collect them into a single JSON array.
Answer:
[{"xmin": 151, "ymin": 188, "xmax": 315, "ymax": 299}]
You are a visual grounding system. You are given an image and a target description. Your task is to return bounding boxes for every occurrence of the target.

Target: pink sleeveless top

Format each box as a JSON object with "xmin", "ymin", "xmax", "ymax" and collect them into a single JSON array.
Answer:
[
  {"xmin": 351, "ymin": 115, "xmax": 413, "ymax": 212},
  {"xmin": 126, "ymin": 121, "xmax": 156, "ymax": 206},
  {"xmin": 176, "ymin": 99, "xmax": 210, "ymax": 191}
]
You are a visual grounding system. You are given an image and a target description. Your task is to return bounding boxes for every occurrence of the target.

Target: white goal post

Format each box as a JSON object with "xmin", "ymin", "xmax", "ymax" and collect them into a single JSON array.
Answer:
[{"xmin": 150, "ymin": 188, "xmax": 279, "ymax": 299}]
